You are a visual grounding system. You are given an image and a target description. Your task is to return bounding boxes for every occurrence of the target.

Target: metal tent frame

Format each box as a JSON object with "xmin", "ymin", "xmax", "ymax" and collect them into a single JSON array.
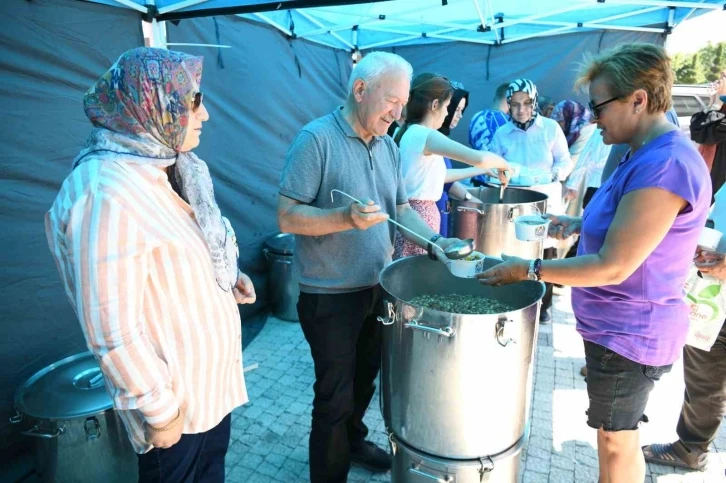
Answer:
[{"xmin": 81, "ymin": 0, "xmax": 724, "ymax": 51}]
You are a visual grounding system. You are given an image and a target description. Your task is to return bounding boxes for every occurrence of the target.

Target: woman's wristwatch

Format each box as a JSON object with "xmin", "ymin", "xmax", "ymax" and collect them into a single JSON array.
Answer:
[
  {"xmin": 527, "ymin": 259, "xmax": 542, "ymax": 281},
  {"xmin": 428, "ymin": 234, "xmax": 442, "ymax": 260}
]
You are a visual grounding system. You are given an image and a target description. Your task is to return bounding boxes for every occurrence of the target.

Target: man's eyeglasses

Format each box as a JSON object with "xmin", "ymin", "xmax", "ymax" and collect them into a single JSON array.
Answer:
[
  {"xmin": 588, "ymin": 97, "xmax": 619, "ymax": 119},
  {"xmin": 192, "ymin": 92, "xmax": 204, "ymax": 112}
]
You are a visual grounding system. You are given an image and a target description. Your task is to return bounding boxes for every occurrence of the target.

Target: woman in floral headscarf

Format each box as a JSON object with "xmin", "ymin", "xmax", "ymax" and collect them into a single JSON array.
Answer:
[
  {"xmin": 45, "ymin": 48, "xmax": 254, "ymax": 482},
  {"xmin": 551, "ymin": 100, "xmax": 596, "ymax": 160}
]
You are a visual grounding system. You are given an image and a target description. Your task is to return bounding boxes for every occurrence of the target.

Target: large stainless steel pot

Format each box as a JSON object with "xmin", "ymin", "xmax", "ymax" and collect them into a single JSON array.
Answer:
[
  {"xmin": 391, "ymin": 429, "xmax": 527, "ymax": 483},
  {"xmin": 379, "ymin": 256, "xmax": 544, "ymax": 459},
  {"xmin": 450, "ymin": 187, "xmax": 547, "ymax": 260},
  {"xmin": 11, "ymin": 352, "xmax": 137, "ymax": 483}
]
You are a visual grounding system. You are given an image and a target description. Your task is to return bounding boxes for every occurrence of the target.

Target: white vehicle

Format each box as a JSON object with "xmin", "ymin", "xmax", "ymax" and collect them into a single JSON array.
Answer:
[{"xmin": 672, "ymin": 84, "xmax": 711, "ymax": 134}]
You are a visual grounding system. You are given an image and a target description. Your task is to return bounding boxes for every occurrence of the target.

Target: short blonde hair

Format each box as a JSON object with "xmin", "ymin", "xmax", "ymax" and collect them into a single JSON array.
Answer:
[{"xmin": 575, "ymin": 43, "xmax": 674, "ymax": 114}]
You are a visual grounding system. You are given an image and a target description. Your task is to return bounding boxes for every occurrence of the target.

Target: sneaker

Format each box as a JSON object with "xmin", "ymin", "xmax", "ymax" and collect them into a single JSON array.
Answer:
[
  {"xmin": 642, "ymin": 442, "xmax": 708, "ymax": 471},
  {"xmin": 539, "ymin": 310, "xmax": 551, "ymax": 324},
  {"xmin": 350, "ymin": 440, "xmax": 391, "ymax": 473}
]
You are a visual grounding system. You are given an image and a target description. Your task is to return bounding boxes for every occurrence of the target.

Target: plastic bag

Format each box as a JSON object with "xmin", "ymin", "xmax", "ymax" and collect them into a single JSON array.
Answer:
[{"xmin": 684, "ymin": 265, "xmax": 726, "ymax": 351}]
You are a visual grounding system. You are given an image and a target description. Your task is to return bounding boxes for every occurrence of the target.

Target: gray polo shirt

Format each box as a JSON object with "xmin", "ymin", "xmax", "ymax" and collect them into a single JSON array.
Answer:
[{"xmin": 279, "ymin": 107, "xmax": 407, "ymax": 294}]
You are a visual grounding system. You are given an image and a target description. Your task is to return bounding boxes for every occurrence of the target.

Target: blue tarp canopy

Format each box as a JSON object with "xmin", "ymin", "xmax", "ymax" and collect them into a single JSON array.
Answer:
[{"xmin": 80, "ymin": 0, "xmax": 722, "ymax": 49}]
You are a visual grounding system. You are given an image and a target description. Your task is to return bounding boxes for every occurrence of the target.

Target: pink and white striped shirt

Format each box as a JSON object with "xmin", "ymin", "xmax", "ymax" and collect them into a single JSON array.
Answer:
[{"xmin": 45, "ymin": 158, "xmax": 248, "ymax": 453}]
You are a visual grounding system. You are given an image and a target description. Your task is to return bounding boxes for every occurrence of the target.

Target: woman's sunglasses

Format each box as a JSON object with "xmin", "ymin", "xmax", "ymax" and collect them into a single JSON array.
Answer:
[
  {"xmin": 192, "ymin": 92, "xmax": 204, "ymax": 112},
  {"xmin": 588, "ymin": 96, "xmax": 619, "ymax": 120}
]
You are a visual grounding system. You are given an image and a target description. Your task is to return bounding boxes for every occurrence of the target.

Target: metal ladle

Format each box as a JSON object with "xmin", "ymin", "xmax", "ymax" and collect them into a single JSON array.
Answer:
[{"xmin": 330, "ymin": 189, "xmax": 475, "ymax": 260}]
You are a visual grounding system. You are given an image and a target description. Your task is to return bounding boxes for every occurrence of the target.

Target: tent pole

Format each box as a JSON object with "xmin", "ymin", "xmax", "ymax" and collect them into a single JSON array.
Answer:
[
  {"xmin": 472, "ymin": 0, "xmax": 487, "ymax": 31},
  {"xmin": 110, "ymin": 0, "xmax": 147, "ymax": 13},
  {"xmin": 296, "ymin": 10, "xmax": 355, "ymax": 49},
  {"xmin": 150, "ymin": 19, "xmax": 168, "ymax": 49}
]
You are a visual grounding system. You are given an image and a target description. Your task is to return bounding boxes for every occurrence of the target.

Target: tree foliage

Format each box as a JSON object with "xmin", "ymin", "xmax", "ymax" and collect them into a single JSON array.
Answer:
[{"xmin": 673, "ymin": 41, "xmax": 726, "ymax": 84}]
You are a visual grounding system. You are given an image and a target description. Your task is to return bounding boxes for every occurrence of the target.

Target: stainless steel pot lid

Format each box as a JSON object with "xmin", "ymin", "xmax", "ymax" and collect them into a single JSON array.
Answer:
[
  {"xmin": 264, "ymin": 233, "xmax": 295, "ymax": 255},
  {"xmin": 15, "ymin": 352, "xmax": 112, "ymax": 420}
]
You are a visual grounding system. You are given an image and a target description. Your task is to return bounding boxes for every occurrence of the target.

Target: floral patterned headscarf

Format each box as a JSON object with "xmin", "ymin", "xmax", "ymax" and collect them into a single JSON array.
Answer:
[
  {"xmin": 74, "ymin": 47, "xmax": 238, "ymax": 292},
  {"xmin": 551, "ymin": 100, "xmax": 592, "ymax": 147}
]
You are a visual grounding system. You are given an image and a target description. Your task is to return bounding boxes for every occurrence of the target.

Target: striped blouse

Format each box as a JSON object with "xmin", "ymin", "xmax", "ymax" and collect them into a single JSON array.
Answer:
[{"xmin": 45, "ymin": 158, "xmax": 248, "ymax": 453}]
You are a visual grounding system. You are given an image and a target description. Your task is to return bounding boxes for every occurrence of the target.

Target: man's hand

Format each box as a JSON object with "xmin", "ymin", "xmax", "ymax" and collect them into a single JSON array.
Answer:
[
  {"xmin": 546, "ymin": 214, "xmax": 582, "ymax": 240},
  {"xmin": 430, "ymin": 237, "xmax": 462, "ymax": 262},
  {"xmin": 695, "ymin": 251, "xmax": 726, "ymax": 281},
  {"xmin": 348, "ymin": 198, "xmax": 389, "ymax": 230},
  {"xmin": 234, "ymin": 271, "xmax": 256, "ymax": 304},
  {"xmin": 475, "ymin": 254, "xmax": 529, "ymax": 286},
  {"xmin": 146, "ymin": 406, "xmax": 186, "ymax": 449}
]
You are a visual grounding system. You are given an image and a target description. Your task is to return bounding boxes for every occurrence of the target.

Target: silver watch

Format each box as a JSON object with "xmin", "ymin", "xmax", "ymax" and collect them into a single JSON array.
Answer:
[{"xmin": 527, "ymin": 260, "xmax": 538, "ymax": 281}]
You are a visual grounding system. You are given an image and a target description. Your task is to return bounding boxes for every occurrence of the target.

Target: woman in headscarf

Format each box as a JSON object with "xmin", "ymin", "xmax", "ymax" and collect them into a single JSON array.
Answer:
[
  {"xmin": 436, "ymin": 81, "xmax": 472, "ymax": 237},
  {"xmin": 488, "ymin": 79, "xmax": 573, "ymax": 323},
  {"xmin": 551, "ymin": 100, "xmax": 596, "ymax": 160},
  {"xmin": 489, "ymin": 79, "xmax": 572, "ymax": 183},
  {"xmin": 45, "ymin": 48, "xmax": 254, "ymax": 482},
  {"xmin": 551, "ymin": 100, "xmax": 598, "ymax": 221},
  {"xmin": 393, "ymin": 74, "xmax": 510, "ymax": 258}
]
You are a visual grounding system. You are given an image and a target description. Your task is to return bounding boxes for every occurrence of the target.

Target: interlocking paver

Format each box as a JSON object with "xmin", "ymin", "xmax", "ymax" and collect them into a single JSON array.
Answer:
[{"xmin": 224, "ymin": 288, "xmax": 726, "ymax": 483}]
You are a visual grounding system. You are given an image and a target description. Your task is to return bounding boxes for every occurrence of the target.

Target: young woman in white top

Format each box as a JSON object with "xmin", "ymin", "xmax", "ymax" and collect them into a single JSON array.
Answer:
[{"xmin": 392, "ymin": 73, "xmax": 510, "ymax": 259}]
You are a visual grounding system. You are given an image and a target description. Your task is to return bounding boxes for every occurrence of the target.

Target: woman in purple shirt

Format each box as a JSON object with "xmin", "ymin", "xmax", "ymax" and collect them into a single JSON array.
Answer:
[{"xmin": 477, "ymin": 43, "xmax": 712, "ymax": 482}]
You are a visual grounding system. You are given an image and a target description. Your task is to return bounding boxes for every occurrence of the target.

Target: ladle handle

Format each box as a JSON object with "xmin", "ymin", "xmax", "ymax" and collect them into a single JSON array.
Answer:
[
  {"xmin": 330, "ymin": 189, "xmax": 441, "ymax": 251},
  {"xmin": 404, "ymin": 319, "xmax": 456, "ymax": 338}
]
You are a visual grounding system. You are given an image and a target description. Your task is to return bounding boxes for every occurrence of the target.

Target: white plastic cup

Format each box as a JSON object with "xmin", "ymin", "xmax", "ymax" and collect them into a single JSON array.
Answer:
[
  {"xmin": 514, "ymin": 215, "xmax": 550, "ymax": 242},
  {"xmin": 445, "ymin": 251, "xmax": 487, "ymax": 278},
  {"xmin": 698, "ymin": 227, "xmax": 722, "ymax": 252}
]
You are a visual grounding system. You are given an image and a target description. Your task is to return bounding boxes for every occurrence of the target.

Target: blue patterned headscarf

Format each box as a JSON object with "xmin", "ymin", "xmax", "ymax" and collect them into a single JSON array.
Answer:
[{"xmin": 506, "ymin": 78, "xmax": 538, "ymax": 131}]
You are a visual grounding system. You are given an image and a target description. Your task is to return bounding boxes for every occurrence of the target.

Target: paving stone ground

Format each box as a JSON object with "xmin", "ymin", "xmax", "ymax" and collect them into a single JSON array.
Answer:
[{"xmin": 226, "ymin": 288, "xmax": 726, "ymax": 482}]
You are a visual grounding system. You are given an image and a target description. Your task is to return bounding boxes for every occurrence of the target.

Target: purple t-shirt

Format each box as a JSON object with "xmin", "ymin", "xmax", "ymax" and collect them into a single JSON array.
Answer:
[{"xmin": 572, "ymin": 130, "xmax": 711, "ymax": 366}]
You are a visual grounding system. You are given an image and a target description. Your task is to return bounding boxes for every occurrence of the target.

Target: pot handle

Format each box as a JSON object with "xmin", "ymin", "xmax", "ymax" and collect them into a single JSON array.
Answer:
[
  {"xmin": 495, "ymin": 316, "xmax": 516, "ymax": 347},
  {"xmin": 457, "ymin": 206, "xmax": 486, "ymax": 215},
  {"xmin": 9, "ymin": 410, "xmax": 22, "ymax": 424},
  {"xmin": 408, "ymin": 466, "xmax": 453, "ymax": 482},
  {"xmin": 263, "ymin": 248, "xmax": 292, "ymax": 265},
  {"xmin": 377, "ymin": 301, "xmax": 396, "ymax": 326},
  {"xmin": 404, "ymin": 319, "xmax": 456, "ymax": 338},
  {"xmin": 509, "ymin": 205, "xmax": 543, "ymax": 221},
  {"xmin": 21, "ymin": 424, "xmax": 65, "ymax": 439},
  {"xmin": 84, "ymin": 417, "xmax": 101, "ymax": 441}
]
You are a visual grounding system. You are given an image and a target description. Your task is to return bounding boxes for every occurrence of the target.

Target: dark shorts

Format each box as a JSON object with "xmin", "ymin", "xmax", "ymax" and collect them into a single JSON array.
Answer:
[{"xmin": 584, "ymin": 340, "xmax": 672, "ymax": 431}]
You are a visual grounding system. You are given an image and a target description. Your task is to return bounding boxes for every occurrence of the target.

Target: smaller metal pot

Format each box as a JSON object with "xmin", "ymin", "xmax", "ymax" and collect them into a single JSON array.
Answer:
[
  {"xmin": 390, "ymin": 429, "xmax": 528, "ymax": 483},
  {"xmin": 11, "ymin": 352, "xmax": 137, "ymax": 483}
]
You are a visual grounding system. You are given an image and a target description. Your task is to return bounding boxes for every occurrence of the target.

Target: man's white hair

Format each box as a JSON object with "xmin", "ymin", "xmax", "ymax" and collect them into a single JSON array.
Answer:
[{"xmin": 347, "ymin": 51, "xmax": 413, "ymax": 94}]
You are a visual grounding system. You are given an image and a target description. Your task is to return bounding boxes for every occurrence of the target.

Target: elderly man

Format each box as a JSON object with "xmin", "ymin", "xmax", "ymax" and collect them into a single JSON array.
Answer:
[{"xmin": 277, "ymin": 52, "xmax": 462, "ymax": 482}]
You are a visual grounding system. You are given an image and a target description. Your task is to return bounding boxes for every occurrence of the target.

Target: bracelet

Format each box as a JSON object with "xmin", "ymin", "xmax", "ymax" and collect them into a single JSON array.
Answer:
[
  {"xmin": 146, "ymin": 409, "xmax": 182, "ymax": 433},
  {"xmin": 534, "ymin": 258, "xmax": 543, "ymax": 281}
]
